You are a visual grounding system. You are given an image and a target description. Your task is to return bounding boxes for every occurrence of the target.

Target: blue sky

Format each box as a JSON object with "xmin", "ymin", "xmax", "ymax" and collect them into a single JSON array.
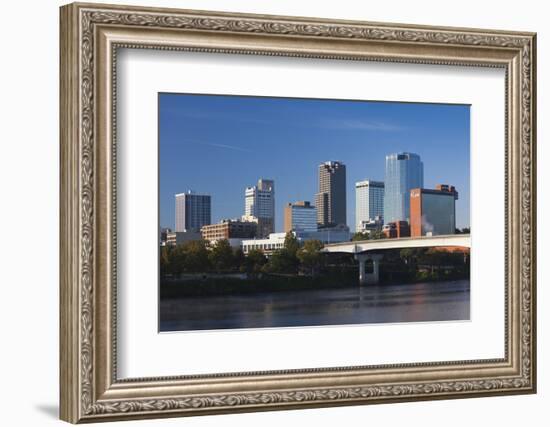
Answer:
[{"xmin": 159, "ymin": 93, "xmax": 470, "ymax": 231}]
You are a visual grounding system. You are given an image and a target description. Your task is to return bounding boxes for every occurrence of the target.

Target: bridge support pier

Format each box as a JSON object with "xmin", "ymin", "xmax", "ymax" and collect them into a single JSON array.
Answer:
[{"xmin": 355, "ymin": 253, "xmax": 383, "ymax": 285}]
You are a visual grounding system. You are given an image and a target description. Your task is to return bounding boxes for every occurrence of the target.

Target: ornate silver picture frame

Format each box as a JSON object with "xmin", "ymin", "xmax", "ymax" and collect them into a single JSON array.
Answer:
[{"xmin": 60, "ymin": 2, "xmax": 536, "ymax": 423}]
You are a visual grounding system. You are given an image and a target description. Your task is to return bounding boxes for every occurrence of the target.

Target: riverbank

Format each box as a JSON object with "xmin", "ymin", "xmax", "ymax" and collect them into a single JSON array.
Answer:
[
  {"xmin": 160, "ymin": 272, "xmax": 358, "ymax": 298},
  {"xmin": 160, "ymin": 269, "xmax": 469, "ymax": 298}
]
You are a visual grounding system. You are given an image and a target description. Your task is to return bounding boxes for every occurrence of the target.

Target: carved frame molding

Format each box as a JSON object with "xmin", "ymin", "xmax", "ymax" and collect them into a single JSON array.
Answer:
[{"xmin": 60, "ymin": 2, "xmax": 536, "ymax": 423}]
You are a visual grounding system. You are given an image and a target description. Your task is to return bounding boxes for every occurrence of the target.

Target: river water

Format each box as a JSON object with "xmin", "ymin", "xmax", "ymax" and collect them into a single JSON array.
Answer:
[{"xmin": 159, "ymin": 279, "xmax": 470, "ymax": 332}]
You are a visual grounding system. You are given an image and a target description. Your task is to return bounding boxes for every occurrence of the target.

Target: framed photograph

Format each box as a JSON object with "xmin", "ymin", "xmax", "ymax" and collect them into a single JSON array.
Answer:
[{"xmin": 60, "ymin": 2, "xmax": 537, "ymax": 423}]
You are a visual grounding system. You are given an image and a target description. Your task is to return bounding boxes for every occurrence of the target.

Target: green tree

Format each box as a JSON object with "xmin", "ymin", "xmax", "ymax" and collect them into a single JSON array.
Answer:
[
  {"xmin": 419, "ymin": 249, "xmax": 445, "ymax": 276},
  {"xmin": 400, "ymin": 248, "xmax": 415, "ymax": 265},
  {"xmin": 352, "ymin": 232, "xmax": 369, "ymax": 241},
  {"xmin": 160, "ymin": 246, "xmax": 173, "ymax": 275},
  {"xmin": 283, "ymin": 232, "xmax": 300, "ymax": 256},
  {"xmin": 267, "ymin": 248, "xmax": 298, "ymax": 274},
  {"xmin": 233, "ymin": 247, "xmax": 246, "ymax": 272},
  {"xmin": 369, "ymin": 229, "xmax": 385, "ymax": 240},
  {"xmin": 182, "ymin": 240, "xmax": 210, "ymax": 272},
  {"xmin": 244, "ymin": 249, "xmax": 267, "ymax": 274},
  {"xmin": 352, "ymin": 230, "xmax": 385, "ymax": 241},
  {"xmin": 208, "ymin": 239, "xmax": 234, "ymax": 272},
  {"xmin": 297, "ymin": 239, "xmax": 324, "ymax": 275},
  {"xmin": 400, "ymin": 248, "xmax": 425, "ymax": 266},
  {"xmin": 171, "ymin": 244, "xmax": 189, "ymax": 275}
]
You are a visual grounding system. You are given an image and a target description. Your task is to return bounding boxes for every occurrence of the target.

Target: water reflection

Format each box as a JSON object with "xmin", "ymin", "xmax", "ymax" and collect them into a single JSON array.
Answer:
[{"xmin": 159, "ymin": 280, "xmax": 470, "ymax": 332}]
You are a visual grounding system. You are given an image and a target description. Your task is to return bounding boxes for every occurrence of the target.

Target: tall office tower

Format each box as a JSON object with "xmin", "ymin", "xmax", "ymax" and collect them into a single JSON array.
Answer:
[
  {"xmin": 175, "ymin": 191, "xmax": 211, "ymax": 232},
  {"xmin": 315, "ymin": 161, "xmax": 347, "ymax": 228},
  {"xmin": 355, "ymin": 180, "xmax": 385, "ymax": 232},
  {"xmin": 284, "ymin": 201, "xmax": 318, "ymax": 233},
  {"xmin": 410, "ymin": 184, "xmax": 459, "ymax": 237},
  {"xmin": 243, "ymin": 179, "xmax": 275, "ymax": 238},
  {"xmin": 383, "ymin": 152, "xmax": 424, "ymax": 224}
]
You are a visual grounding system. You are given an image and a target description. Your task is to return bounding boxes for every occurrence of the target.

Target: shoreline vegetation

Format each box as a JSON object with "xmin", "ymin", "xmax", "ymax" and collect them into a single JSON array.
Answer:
[
  {"xmin": 160, "ymin": 233, "xmax": 470, "ymax": 299},
  {"xmin": 160, "ymin": 273, "xmax": 470, "ymax": 299}
]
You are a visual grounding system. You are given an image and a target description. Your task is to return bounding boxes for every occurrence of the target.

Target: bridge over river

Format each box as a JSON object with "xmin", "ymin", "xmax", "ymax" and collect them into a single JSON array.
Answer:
[{"xmin": 321, "ymin": 234, "xmax": 471, "ymax": 285}]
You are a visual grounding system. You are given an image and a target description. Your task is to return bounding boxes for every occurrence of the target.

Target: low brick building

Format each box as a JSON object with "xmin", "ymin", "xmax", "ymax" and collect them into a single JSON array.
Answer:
[
  {"xmin": 382, "ymin": 221, "xmax": 410, "ymax": 238},
  {"xmin": 201, "ymin": 219, "xmax": 257, "ymax": 242}
]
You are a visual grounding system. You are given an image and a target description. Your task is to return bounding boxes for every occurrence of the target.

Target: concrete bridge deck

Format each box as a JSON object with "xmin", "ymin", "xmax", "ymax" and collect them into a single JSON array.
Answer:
[
  {"xmin": 322, "ymin": 234, "xmax": 471, "ymax": 254},
  {"xmin": 321, "ymin": 234, "xmax": 471, "ymax": 285}
]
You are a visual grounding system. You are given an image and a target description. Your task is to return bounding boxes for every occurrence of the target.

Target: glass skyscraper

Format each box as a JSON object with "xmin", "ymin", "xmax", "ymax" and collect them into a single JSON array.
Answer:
[
  {"xmin": 383, "ymin": 152, "xmax": 424, "ymax": 224},
  {"xmin": 284, "ymin": 201, "xmax": 317, "ymax": 233},
  {"xmin": 175, "ymin": 191, "xmax": 211, "ymax": 232}
]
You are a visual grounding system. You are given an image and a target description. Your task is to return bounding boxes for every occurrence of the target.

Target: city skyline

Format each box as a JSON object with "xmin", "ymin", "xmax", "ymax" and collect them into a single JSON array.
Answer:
[{"xmin": 160, "ymin": 93, "xmax": 470, "ymax": 232}]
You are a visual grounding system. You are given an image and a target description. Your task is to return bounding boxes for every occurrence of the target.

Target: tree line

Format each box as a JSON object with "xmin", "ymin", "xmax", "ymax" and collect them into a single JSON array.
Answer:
[
  {"xmin": 160, "ymin": 233, "xmax": 325, "ymax": 276},
  {"xmin": 386, "ymin": 247, "xmax": 470, "ymax": 282},
  {"xmin": 160, "ymin": 233, "xmax": 470, "ymax": 283}
]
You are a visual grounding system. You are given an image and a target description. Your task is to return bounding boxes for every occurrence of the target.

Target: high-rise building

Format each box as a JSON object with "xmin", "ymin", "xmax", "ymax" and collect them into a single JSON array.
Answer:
[
  {"xmin": 284, "ymin": 201, "xmax": 317, "ymax": 233},
  {"xmin": 383, "ymin": 152, "xmax": 424, "ymax": 224},
  {"xmin": 410, "ymin": 184, "xmax": 459, "ymax": 237},
  {"xmin": 355, "ymin": 180, "xmax": 385, "ymax": 232},
  {"xmin": 315, "ymin": 161, "xmax": 347, "ymax": 228},
  {"xmin": 244, "ymin": 179, "xmax": 275, "ymax": 237},
  {"xmin": 175, "ymin": 191, "xmax": 211, "ymax": 232}
]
